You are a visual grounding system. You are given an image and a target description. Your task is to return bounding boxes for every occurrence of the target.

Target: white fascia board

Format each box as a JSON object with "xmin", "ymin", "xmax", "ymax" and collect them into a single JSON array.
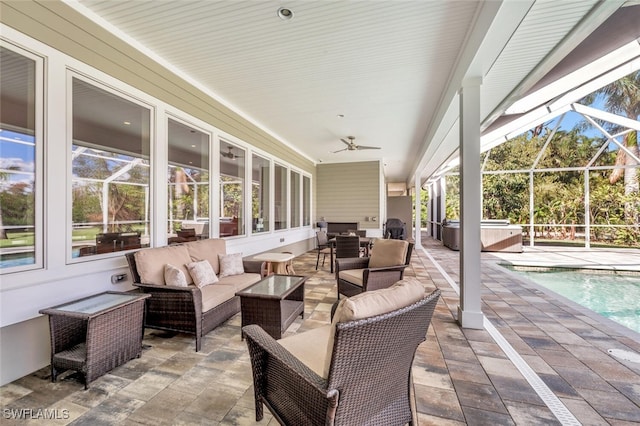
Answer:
[
  {"xmin": 548, "ymin": 54, "xmax": 640, "ymax": 111},
  {"xmin": 411, "ymin": 0, "xmax": 531, "ymax": 183},
  {"xmin": 506, "ymin": 39, "xmax": 640, "ymax": 115}
]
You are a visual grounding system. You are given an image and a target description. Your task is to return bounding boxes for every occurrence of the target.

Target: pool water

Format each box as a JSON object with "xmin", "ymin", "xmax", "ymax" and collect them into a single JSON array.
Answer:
[{"xmin": 508, "ymin": 267, "xmax": 640, "ymax": 334}]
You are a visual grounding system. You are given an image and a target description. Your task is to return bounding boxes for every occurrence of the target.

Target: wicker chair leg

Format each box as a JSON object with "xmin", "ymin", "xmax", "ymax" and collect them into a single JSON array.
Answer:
[
  {"xmin": 255, "ymin": 399, "xmax": 263, "ymax": 421},
  {"xmin": 195, "ymin": 335, "xmax": 202, "ymax": 352}
]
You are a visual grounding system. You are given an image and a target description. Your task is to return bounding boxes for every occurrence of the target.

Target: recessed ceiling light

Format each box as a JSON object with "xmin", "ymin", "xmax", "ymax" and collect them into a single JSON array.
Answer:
[
  {"xmin": 191, "ymin": 144, "xmax": 196, "ymax": 148},
  {"xmin": 123, "ymin": 121, "xmax": 131, "ymax": 125},
  {"xmin": 277, "ymin": 7, "xmax": 294, "ymax": 20},
  {"xmin": 337, "ymin": 114, "xmax": 344, "ymax": 118}
]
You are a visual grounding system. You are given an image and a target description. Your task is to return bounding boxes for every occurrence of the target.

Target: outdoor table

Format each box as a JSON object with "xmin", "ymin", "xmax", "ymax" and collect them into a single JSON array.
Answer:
[
  {"xmin": 39, "ymin": 291, "xmax": 150, "ymax": 389},
  {"xmin": 253, "ymin": 252, "xmax": 296, "ymax": 275},
  {"xmin": 236, "ymin": 274, "xmax": 307, "ymax": 339}
]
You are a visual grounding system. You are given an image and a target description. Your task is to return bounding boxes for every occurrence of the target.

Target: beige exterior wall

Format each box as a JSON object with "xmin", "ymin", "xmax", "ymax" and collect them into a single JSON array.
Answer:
[
  {"xmin": 0, "ymin": 1, "xmax": 325, "ymax": 385},
  {"xmin": 0, "ymin": 0, "xmax": 315, "ymax": 175},
  {"xmin": 316, "ymin": 161, "xmax": 381, "ymax": 230}
]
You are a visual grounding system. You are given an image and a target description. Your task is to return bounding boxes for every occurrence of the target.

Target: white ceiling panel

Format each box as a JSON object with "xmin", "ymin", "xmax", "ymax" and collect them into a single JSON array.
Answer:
[{"xmin": 71, "ymin": 0, "xmax": 625, "ymax": 182}]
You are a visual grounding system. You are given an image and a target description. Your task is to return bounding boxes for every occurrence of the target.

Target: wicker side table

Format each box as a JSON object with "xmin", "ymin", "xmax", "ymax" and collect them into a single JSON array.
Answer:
[
  {"xmin": 39, "ymin": 291, "xmax": 150, "ymax": 389},
  {"xmin": 236, "ymin": 274, "xmax": 307, "ymax": 339}
]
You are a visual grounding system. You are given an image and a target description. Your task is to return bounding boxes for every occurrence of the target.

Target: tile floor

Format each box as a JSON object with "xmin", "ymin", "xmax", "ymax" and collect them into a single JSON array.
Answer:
[{"xmin": 1, "ymin": 238, "xmax": 639, "ymax": 425}]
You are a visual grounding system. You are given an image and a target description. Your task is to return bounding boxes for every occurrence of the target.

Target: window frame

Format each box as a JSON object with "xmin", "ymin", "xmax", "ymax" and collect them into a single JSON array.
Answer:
[
  {"xmin": 0, "ymin": 42, "xmax": 45, "ymax": 274},
  {"xmin": 66, "ymin": 72, "xmax": 154, "ymax": 264}
]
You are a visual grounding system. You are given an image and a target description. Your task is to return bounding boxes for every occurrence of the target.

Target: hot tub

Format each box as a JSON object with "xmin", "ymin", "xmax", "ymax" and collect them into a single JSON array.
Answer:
[{"xmin": 442, "ymin": 219, "xmax": 523, "ymax": 253}]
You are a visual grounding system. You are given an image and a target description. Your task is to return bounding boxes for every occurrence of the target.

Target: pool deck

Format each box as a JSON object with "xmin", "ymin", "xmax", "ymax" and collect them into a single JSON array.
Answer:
[
  {"xmin": 488, "ymin": 245, "xmax": 640, "ymax": 273},
  {"xmin": 1, "ymin": 239, "xmax": 639, "ymax": 424},
  {"xmin": 416, "ymin": 237, "xmax": 640, "ymax": 424}
]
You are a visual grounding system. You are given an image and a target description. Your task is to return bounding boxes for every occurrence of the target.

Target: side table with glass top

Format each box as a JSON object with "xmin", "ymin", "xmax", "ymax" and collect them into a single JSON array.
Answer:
[
  {"xmin": 39, "ymin": 291, "xmax": 150, "ymax": 389},
  {"xmin": 236, "ymin": 274, "xmax": 307, "ymax": 340}
]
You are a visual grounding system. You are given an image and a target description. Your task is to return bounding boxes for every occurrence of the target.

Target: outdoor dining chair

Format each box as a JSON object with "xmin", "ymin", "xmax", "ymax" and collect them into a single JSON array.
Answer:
[{"xmin": 315, "ymin": 230, "xmax": 331, "ymax": 269}]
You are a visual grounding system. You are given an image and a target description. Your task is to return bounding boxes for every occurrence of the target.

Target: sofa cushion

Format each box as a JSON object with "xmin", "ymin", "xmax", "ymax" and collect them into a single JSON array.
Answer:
[
  {"xmin": 186, "ymin": 260, "xmax": 219, "ymax": 288},
  {"xmin": 186, "ymin": 238, "xmax": 227, "ymax": 275},
  {"xmin": 200, "ymin": 284, "xmax": 237, "ymax": 313},
  {"xmin": 368, "ymin": 239, "xmax": 409, "ymax": 268},
  {"xmin": 338, "ymin": 269, "xmax": 364, "ymax": 287},
  {"xmin": 218, "ymin": 253, "xmax": 245, "ymax": 277},
  {"xmin": 164, "ymin": 264, "xmax": 189, "ymax": 287},
  {"xmin": 135, "ymin": 245, "xmax": 193, "ymax": 285},
  {"xmin": 217, "ymin": 273, "xmax": 262, "ymax": 292},
  {"xmin": 278, "ymin": 325, "xmax": 332, "ymax": 378},
  {"xmin": 324, "ymin": 278, "xmax": 425, "ymax": 377}
]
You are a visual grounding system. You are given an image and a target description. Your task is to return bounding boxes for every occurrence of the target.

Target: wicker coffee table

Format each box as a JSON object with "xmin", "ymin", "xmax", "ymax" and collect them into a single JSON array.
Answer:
[{"xmin": 236, "ymin": 274, "xmax": 307, "ymax": 339}]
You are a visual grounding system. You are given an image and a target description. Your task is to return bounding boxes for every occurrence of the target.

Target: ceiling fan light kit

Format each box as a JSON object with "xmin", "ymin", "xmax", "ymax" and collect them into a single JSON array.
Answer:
[
  {"xmin": 332, "ymin": 136, "xmax": 381, "ymax": 153},
  {"xmin": 221, "ymin": 146, "xmax": 242, "ymax": 159}
]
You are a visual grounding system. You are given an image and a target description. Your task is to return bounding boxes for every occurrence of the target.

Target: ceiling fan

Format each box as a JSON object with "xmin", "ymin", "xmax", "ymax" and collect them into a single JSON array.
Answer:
[
  {"xmin": 332, "ymin": 136, "xmax": 381, "ymax": 153},
  {"xmin": 220, "ymin": 146, "xmax": 242, "ymax": 159}
]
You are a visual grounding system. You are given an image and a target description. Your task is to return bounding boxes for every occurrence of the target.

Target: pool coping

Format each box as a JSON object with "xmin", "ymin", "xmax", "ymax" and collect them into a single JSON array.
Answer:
[{"xmin": 496, "ymin": 261, "xmax": 640, "ymax": 343}]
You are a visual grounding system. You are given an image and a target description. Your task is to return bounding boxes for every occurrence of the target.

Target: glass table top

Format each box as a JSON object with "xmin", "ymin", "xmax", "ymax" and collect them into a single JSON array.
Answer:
[
  {"xmin": 238, "ymin": 275, "xmax": 305, "ymax": 297},
  {"xmin": 51, "ymin": 293, "xmax": 142, "ymax": 314}
]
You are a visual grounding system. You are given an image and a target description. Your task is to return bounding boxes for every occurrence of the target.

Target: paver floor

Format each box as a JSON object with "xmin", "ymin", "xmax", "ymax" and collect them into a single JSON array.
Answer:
[{"xmin": 2, "ymin": 238, "xmax": 639, "ymax": 425}]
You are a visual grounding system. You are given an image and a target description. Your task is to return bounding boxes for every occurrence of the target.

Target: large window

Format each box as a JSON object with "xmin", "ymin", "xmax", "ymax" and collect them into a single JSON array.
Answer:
[
  {"xmin": 303, "ymin": 175, "xmax": 311, "ymax": 226},
  {"xmin": 71, "ymin": 77, "xmax": 151, "ymax": 258},
  {"xmin": 220, "ymin": 140, "xmax": 245, "ymax": 237},
  {"xmin": 290, "ymin": 170, "xmax": 301, "ymax": 228},
  {"xmin": 168, "ymin": 119, "xmax": 209, "ymax": 240},
  {"xmin": 274, "ymin": 164, "xmax": 288, "ymax": 230},
  {"xmin": 252, "ymin": 154, "xmax": 270, "ymax": 233},
  {"xmin": 0, "ymin": 45, "xmax": 42, "ymax": 271}
]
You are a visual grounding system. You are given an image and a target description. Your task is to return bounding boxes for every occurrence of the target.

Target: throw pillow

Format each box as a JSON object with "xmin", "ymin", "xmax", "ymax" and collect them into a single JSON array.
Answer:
[
  {"xmin": 186, "ymin": 260, "xmax": 219, "ymax": 288},
  {"xmin": 164, "ymin": 263, "xmax": 189, "ymax": 287},
  {"xmin": 218, "ymin": 253, "xmax": 245, "ymax": 277}
]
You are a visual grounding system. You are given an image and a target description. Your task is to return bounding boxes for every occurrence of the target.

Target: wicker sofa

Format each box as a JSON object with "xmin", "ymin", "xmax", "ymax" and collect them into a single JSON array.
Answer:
[{"xmin": 126, "ymin": 238, "xmax": 264, "ymax": 351}]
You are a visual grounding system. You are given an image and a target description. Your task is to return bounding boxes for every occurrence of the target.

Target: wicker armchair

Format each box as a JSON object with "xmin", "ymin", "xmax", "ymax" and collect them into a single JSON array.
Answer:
[
  {"xmin": 336, "ymin": 239, "xmax": 414, "ymax": 298},
  {"xmin": 244, "ymin": 281, "xmax": 440, "ymax": 426}
]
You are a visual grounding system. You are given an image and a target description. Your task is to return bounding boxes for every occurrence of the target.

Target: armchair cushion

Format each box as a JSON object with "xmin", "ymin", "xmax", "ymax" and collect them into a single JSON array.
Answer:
[
  {"xmin": 368, "ymin": 239, "xmax": 409, "ymax": 268},
  {"xmin": 278, "ymin": 325, "xmax": 332, "ymax": 378},
  {"xmin": 338, "ymin": 269, "xmax": 364, "ymax": 287},
  {"xmin": 334, "ymin": 278, "xmax": 425, "ymax": 322},
  {"xmin": 135, "ymin": 245, "xmax": 193, "ymax": 285},
  {"xmin": 324, "ymin": 278, "xmax": 425, "ymax": 378}
]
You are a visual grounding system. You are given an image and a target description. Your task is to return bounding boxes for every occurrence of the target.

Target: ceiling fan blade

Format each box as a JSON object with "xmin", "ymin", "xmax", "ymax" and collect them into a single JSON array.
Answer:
[
  {"xmin": 356, "ymin": 145, "xmax": 381, "ymax": 150},
  {"xmin": 332, "ymin": 148, "xmax": 348, "ymax": 153},
  {"xmin": 340, "ymin": 138, "xmax": 351, "ymax": 146}
]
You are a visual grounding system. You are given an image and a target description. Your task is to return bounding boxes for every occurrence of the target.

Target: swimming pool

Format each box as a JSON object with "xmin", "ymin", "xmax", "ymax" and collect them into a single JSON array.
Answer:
[{"xmin": 506, "ymin": 267, "xmax": 640, "ymax": 334}]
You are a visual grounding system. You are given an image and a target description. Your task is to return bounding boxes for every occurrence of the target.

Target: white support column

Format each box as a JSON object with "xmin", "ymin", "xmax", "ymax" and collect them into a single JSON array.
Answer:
[
  {"xmin": 458, "ymin": 77, "xmax": 484, "ymax": 329},
  {"xmin": 439, "ymin": 177, "xmax": 446, "ymax": 240},
  {"xmin": 414, "ymin": 174, "xmax": 422, "ymax": 249},
  {"xmin": 584, "ymin": 170, "xmax": 590, "ymax": 248}
]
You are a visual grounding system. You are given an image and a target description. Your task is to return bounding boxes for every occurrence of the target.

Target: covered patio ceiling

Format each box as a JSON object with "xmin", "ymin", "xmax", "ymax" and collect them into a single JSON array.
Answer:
[{"xmin": 66, "ymin": 0, "xmax": 636, "ymax": 184}]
